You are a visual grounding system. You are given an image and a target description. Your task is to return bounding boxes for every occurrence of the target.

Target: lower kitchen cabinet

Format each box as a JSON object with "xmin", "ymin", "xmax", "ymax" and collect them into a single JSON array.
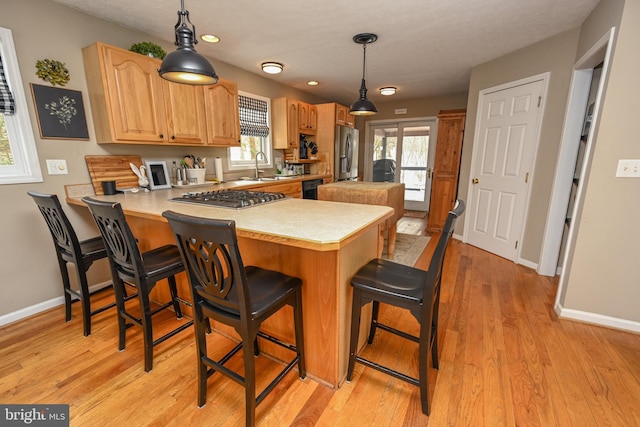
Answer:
[{"xmin": 243, "ymin": 181, "xmax": 302, "ymax": 198}]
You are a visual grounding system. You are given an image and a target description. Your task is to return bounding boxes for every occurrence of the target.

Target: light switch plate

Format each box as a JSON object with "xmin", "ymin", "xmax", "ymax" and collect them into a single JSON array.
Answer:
[{"xmin": 46, "ymin": 159, "xmax": 68, "ymax": 175}]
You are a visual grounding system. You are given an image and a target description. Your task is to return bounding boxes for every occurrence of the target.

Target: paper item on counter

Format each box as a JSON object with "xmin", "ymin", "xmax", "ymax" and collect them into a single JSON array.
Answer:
[{"xmin": 214, "ymin": 157, "xmax": 224, "ymax": 182}]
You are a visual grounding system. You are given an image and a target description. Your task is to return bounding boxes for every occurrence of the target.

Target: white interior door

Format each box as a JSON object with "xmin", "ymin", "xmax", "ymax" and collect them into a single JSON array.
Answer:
[
  {"xmin": 465, "ymin": 78, "xmax": 545, "ymax": 261},
  {"xmin": 368, "ymin": 119, "xmax": 436, "ymax": 211}
]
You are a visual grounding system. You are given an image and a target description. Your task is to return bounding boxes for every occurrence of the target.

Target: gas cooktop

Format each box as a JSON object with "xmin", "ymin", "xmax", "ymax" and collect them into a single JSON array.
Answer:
[{"xmin": 170, "ymin": 189, "xmax": 286, "ymax": 209}]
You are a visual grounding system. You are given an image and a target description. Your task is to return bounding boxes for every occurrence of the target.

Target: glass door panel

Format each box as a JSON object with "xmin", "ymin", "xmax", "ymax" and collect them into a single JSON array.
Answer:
[
  {"xmin": 369, "ymin": 121, "xmax": 435, "ymax": 212},
  {"xmin": 400, "ymin": 124, "xmax": 432, "ymax": 211}
]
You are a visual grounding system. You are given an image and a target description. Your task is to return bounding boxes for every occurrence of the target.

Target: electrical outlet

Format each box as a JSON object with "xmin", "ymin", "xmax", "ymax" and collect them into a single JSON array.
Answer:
[
  {"xmin": 46, "ymin": 159, "xmax": 68, "ymax": 175},
  {"xmin": 615, "ymin": 159, "xmax": 640, "ymax": 177}
]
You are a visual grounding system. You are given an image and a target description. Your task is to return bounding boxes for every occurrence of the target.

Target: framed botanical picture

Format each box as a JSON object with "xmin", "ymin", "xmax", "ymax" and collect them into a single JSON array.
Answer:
[{"xmin": 30, "ymin": 84, "xmax": 89, "ymax": 140}]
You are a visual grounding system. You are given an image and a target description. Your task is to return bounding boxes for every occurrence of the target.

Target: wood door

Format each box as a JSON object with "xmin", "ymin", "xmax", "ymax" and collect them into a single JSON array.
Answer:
[
  {"xmin": 427, "ymin": 110, "xmax": 466, "ymax": 232},
  {"xmin": 162, "ymin": 80, "xmax": 206, "ymax": 145},
  {"xmin": 466, "ymin": 79, "xmax": 544, "ymax": 261},
  {"xmin": 204, "ymin": 78, "xmax": 240, "ymax": 146},
  {"xmin": 101, "ymin": 45, "xmax": 166, "ymax": 143}
]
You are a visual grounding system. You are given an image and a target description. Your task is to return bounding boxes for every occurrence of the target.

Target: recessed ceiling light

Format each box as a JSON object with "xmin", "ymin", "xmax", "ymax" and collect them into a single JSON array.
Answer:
[
  {"xmin": 380, "ymin": 87, "xmax": 397, "ymax": 96},
  {"xmin": 261, "ymin": 62, "xmax": 284, "ymax": 74},
  {"xmin": 307, "ymin": 80, "xmax": 319, "ymax": 86},
  {"xmin": 200, "ymin": 34, "xmax": 220, "ymax": 43}
]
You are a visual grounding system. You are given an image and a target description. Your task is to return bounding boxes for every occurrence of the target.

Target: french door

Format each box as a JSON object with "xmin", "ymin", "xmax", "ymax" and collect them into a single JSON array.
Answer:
[{"xmin": 366, "ymin": 119, "xmax": 436, "ymax": 211}]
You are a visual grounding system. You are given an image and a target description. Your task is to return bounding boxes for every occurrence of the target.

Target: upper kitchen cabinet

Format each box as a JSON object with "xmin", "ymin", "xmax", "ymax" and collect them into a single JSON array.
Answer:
[
  {"xmin": 83, "ymin": 42, "xmax": 166, "ymax": 144},
  {"xmin": 161, "ymin": 78, "xmax": 207, "ymax": 145},
  {"xmin": 272, "ymin": 97, "xmax": 299, "ymax": 149},
  {"xmin": 82, "ymin": 42, "xmax": 239, "ymax": 146},
  {"xmin": 203, "ymin": 78, "xmax": 240, "ymax": 146},
  {"xmin": 298, "ymin": 101, "xmax": 317, "ymax": 135},
  {"xmin": 335, "ymin": 103, "xmax": 355, "ymax": 128}
]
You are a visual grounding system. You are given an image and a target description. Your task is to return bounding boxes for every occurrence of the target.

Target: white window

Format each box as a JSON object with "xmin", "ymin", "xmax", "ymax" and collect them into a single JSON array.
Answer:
[
  {"xmin": 228, "ymin": 91, "xmax": 272, "ymax": 170},
  {"xmin": 0, "ymin": 27, "xmax": 42, "ymax": 184}
]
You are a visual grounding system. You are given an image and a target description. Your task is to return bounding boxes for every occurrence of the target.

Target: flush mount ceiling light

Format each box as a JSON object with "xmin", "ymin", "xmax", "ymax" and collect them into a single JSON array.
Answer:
[
  {"xmin": 307, "ymin": 80, "xmax": 319, "ymax": 86},
  {"xmin": 158, "ymin": 0, "xmax": 218, "ymax": 85},
  {"xmin": 350, "ymin": 33, "xmax": 378, "ymax": 116},
  {"xmin": 380, "ymin": 87, "xmax": 397, "ymax": 96},
  {"xmin": 200, "ymin": 34, "xmax": 220, "ymax": 43},
  {"xmin": 261, "ymin": 62, "xmax": 284, "ymax": 74}
]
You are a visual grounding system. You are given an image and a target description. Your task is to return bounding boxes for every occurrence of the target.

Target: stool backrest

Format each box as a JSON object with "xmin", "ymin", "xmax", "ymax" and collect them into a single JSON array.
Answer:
[
  {"xmin": 82, "ymin": 197, "xmax": 143, "ymax": 280},
  {"xmin": 163, "ymin": 210, "xmax": 251, "ymax": 318},
  {"xmin": 422, "ymin": 199, "xmax": 465, "ymax": 317},
  {"xmin": 28, "ymin": 191, "xmax": 81, "ymax": 263}
]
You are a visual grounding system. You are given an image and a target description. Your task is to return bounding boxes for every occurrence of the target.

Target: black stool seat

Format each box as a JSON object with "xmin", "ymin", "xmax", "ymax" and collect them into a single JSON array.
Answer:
[
  {"xmin": 83, "ymin": 197, "xmax": 193, "ymax": 372},
  {"xmin": 28, "ymin": 191, "xmax": 116, "ymax": 336},
  {"xmin": 347, "ymin": 200, "xmax": 465, "ymax": 416},
  {"xmin": 163, "ymin": 210, "xmax": 305, "ymax": 427}
]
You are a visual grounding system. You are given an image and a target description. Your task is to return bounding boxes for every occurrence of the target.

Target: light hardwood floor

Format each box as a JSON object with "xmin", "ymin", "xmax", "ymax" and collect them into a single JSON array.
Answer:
[{"xmin": 1, "ymin": 216, "xmax": 639, "ymax": 426}]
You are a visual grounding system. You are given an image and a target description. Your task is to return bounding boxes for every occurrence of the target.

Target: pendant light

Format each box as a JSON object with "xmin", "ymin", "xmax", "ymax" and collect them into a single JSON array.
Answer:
[
  {"xmin": 158, "ymin": 0, "xmax": 218, "ymax": 85},
  {"xmin": 349, "ymin": 33, "xmax": 378, "ymax": 116}
]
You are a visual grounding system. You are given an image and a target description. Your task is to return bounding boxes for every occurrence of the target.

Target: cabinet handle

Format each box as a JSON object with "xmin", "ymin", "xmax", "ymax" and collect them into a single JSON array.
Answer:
[
  {"xmin": 159, "ymin": 134, "xmax": 164, "ymax": 138},
  {"xmin": 171, "ymin": 135, "xmax": 175, "ymax": 140}
]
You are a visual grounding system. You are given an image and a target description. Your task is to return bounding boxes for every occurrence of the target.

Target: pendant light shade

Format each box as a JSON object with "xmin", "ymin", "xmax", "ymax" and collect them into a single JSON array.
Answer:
[
  {"xmin": 350, "ymin": 33, "xmax": 378, "ymax": 116},
  {"xmin": 159, "ymin": 0, "xmax": 218, "ymax": 85}
]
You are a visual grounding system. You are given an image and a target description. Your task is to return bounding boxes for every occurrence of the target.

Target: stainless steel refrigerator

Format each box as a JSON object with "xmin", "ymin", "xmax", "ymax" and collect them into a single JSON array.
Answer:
[{"xmin": 335, "ymin": 126, "xmax": 359, "ymax": 181}]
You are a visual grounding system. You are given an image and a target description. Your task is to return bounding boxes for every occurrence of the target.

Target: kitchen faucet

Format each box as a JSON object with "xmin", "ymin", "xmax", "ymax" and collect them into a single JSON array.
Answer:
[{"xmin": 255, "ymin": 151, "xmax": 267, "ymax": 179}]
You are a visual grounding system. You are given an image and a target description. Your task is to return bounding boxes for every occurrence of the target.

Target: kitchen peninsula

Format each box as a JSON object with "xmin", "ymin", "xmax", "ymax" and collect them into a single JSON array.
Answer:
[{"xmin": 67, "ymin": 186, "xmax": 393, "ymax": 388}]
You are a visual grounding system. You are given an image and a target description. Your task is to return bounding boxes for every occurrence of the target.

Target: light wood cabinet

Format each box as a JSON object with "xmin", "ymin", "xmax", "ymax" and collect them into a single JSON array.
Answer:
[
  {"xmin": 161, "ymin": 78, "xmax": 207, "ymax": 145},
  {"xmin": 272, "ymin": 98, "xmax": 300, "ymax": 149},
  {"xmin": 427, "ymin": 110, "xmax": 466, "ymax": 233},
  {"xmin": 335, "ymin": 103, "xmax": 355, "ymax": 128},
  {"xmin": 203, "ymin": 78, "xmax": 240, "ymax": 146},
  {"xmin": 298, "ymin": 101, "xmax": 317, "ymax": 134},
  {"xmin": 82, "ymin": 41, "xmax": 239, "ymax": 146},
  {"xmin": 242, "ymin": 180, "xmax": 302, "ymax": 198},
  {"xmin": 316, "ymin": 103, "xmax": 355, "ymax": 181},
  {"xmin": 83, "ymin": 42, "xmax": 166, "ymax": 144}
]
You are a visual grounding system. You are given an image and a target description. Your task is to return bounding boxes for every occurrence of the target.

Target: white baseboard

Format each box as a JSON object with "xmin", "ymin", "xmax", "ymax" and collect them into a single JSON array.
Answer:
[
  {"xmin": 554, "ymin": 302, "xmax": 640, "ymax": 334},
  {"xmin": 517, "ymin": 257, "xmax": 538, "ymax": 270},
  {"xmin": 0, "ymin": 281, "xmax": 111, "ymax": 328}
]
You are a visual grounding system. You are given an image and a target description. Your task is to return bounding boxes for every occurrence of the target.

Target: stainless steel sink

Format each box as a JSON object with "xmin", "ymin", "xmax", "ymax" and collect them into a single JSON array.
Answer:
[{"xmin": 239, "ymin": 175, "xmax": 297, "ymax": 182}]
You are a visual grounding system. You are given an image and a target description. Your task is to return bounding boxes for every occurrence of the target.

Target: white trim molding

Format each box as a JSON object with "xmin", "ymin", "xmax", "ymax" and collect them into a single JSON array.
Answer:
[{"xmin": 555, "ymin": 303, "xmax": 640, "ymax": 334}]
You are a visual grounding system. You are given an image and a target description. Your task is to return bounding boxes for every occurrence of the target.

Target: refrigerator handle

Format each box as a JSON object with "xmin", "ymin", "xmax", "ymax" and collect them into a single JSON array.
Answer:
[{"xmin": 346, "ymin": 133, "xmax": 352, "ymax": 172}]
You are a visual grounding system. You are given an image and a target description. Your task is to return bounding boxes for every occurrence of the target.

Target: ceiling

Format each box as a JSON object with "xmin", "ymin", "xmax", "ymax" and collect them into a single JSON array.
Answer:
[{"xmin": 53, "ymin": 0, "xmax": 599, "ymax": 106}]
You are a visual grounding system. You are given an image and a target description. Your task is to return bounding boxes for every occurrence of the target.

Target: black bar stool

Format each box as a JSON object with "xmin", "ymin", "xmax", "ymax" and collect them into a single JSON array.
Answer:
[
  {"xmin": 347, "ymin": 200, "xmax": 465, "ymax": 415},
  {"xmin": 163, "ymin": 210, "xmax": 305, "ymax": 426},
  {"xmin": 28, "ymin": 191, "xmax": 116, "ymax": 336},
  {"xmin": 83, "ymin": 197, "xmax": 193, "ymax": 372}
]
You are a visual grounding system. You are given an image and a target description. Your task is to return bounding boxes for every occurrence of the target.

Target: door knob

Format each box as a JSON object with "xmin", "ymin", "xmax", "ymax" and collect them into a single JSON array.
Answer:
[{"xmin": 472, "ymin": 178, "xmax": 479, "ymax": 184}]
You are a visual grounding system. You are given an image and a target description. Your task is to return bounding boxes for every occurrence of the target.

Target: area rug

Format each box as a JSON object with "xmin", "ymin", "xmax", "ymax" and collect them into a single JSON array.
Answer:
[
  {"xmin": 404, "ymin": 210, "xmax": 427, "ymax": 219},
  {"xmin": 382, "ymin": 233, "xmax": 430, "ymax": 267}
]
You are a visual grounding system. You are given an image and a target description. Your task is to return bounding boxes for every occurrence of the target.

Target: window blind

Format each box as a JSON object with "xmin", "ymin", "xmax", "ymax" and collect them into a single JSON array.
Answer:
[
  {"xmin": 0, "ymin": 54, "xmax": 15, "ymax": 115},
  {"xmin": 239, "ymin": 94, "xmax": 269, "ymax": 137}
]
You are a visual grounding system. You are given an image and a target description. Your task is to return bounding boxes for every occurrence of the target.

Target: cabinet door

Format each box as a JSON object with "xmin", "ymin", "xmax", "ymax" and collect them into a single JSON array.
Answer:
[
  {"xmin": 163, "ymin": 81, "xmax": 207, "ymax": 145},
  {"xmin": 102, "ymin": 45, "xmax": 166, "ymax": 143},
  {"xmin": 299, "ymin": 102, "xmax": 310, "ymax": 132},
  {"xmin": 204, "ymin": 78, "xmax": 240, "ymax": 146},
  {"xmin": 299, "ymin": 102, "xmax": 317, "ymax": 135},
  {"xmin": 308, "ymin": 104, "xmax": 318, "ymax": 133},
  {"xmin": 427, "ymin": 111, "xmax": 466, "ymax": 232},
  {"xmin": 336, "ymin": 104, "xmax": 347, "ymax": 126},
  {"xmin": 287, "ymin": 100, "xmax": 299, "ymax": 148},
  {"xmin": 335, "ymin": 104, "xmax": 354, "ymax": 128}
]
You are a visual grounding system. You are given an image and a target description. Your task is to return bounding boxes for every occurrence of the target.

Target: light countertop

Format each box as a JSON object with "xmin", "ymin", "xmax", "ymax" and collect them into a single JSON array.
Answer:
[{"xmin": 68, "ymin": 184, "xmax": 393, "ymax": 252}]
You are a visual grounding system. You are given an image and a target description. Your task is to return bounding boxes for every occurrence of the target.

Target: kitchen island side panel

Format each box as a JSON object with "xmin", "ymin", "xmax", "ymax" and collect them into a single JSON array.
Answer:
[{"xmin": 125, "ymin": 214, "xmax": 381, "ymax": 388}]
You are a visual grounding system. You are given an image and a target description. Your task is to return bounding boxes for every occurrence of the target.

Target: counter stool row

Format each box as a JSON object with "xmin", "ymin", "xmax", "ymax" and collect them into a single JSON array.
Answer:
[{"xmin": 29, "ymin": 192, "xmax": 306, "ymax": 426}]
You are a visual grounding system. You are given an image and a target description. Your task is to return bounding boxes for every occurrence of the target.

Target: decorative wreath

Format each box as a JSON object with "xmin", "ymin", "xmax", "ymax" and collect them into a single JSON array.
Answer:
[{"xmin": 35, "ymin": 59, "xmax": 70, "ymax": 86}]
